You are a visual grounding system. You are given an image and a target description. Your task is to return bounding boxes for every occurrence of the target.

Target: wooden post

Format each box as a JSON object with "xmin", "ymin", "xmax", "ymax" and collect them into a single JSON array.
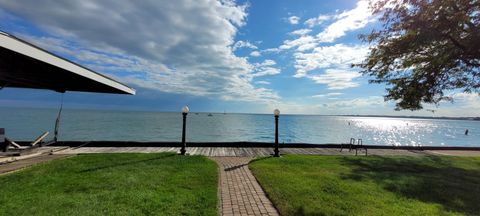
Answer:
[
  {"xmin": 0, "ymin": 128, "xmax": 6, "ymax": 152},
  {"xmin": 31, "ymin": 131, "xmax": 49, "ymax": 147}
]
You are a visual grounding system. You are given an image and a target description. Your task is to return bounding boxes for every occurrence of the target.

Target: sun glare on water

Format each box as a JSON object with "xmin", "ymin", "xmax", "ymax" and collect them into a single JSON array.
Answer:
[{"xmin": 350, "ymin": 117, "xmax": 436, "ymax": 146}]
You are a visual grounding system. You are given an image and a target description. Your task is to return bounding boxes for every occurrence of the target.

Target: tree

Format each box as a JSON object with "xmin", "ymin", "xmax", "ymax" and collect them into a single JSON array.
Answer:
[{"xmin": 355, "ymin": 0, "xmax": 480, "ymax": 110}]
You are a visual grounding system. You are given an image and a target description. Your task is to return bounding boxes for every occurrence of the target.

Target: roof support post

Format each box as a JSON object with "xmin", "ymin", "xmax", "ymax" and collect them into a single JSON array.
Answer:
[{"xmin": 53, "ymin": 94, "xmax": 64, "ymax": 143}]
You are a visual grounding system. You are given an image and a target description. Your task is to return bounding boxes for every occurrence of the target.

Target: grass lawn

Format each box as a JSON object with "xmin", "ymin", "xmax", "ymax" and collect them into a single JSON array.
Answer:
[
  {"xmin": 0, "ymin": 153, "xmax": 218, "ymax": 216},
  {"xmin": 250, "ymin": 155, "xmax": 480, "ymax": 216}
]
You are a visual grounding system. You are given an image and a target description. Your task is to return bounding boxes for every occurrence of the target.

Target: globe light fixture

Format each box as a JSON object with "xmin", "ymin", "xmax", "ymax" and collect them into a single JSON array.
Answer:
[
  {"xmin": 273, "ymin": 109, "xmax": 280, "ymax": 157},
  {"xmin": 180, "ymin": 105, "xmax": 189, "ymax": 155},
  {"xmin": 182, "ymin": 106, "xmax": 189, "ymax": 114},
  {"xmin": 274, "ymin": 109, "xmax": 280, "ymax": 117}
]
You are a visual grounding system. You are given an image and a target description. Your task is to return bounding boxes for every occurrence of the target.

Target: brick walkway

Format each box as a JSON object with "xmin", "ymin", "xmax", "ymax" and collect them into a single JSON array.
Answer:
[{"xmin": 210, "ymin": 157, "xmax": 279, "ymax": 216}]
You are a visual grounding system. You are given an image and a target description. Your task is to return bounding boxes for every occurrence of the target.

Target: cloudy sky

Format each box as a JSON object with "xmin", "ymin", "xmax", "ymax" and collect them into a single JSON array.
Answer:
[{"xmin": 0, "ymin": 0, "xmax": 478, "ymax": 116}]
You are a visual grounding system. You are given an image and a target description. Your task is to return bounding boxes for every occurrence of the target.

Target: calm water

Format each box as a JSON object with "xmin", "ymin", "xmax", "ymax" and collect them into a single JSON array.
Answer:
[{"xmin": 0, "ymin": 107, "xmax": 479, "ymax": 147}]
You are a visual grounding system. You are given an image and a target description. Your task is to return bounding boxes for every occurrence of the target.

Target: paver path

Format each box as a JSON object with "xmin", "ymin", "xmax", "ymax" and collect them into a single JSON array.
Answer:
[{"xmin": 210, "ymin": 157, "xmax": 279, "ymax": 216}]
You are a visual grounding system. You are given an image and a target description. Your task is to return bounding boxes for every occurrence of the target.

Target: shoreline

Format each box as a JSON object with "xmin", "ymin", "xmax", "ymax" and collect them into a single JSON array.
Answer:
[{"xmin": 11, "ymin": 141, "xmax": 480, "ymax": 151}]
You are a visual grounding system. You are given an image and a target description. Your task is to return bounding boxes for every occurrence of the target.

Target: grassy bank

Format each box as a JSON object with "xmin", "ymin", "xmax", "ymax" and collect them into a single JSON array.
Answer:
[
  {"xmin": 0, "ymin": 153, "xmax": 218, "ymax": 216},
  {"xmin": 250, "ymin": 155, "xmax": 480, "ymax": 216}
]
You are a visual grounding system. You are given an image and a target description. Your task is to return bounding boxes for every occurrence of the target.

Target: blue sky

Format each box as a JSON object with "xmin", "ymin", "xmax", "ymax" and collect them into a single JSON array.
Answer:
[{"xmin": 0, "ymin": 0, "xmax": 478, "ymax": 116}]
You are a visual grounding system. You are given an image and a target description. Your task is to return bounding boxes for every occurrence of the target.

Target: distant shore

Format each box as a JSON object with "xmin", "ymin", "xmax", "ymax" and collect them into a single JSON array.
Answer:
[{"xmin": 1, "ymin": 106, "xmax": 479, "ymax": 120}]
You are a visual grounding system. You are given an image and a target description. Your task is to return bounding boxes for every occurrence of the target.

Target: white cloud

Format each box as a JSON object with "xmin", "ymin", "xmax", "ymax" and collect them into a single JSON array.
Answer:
[
  {"xmin": 293, "ymin": 43, "xmax": 369, "ymax": 78},
  {"xmin": 260, "ymin": 96, "xmax": 389, "ymax": 115},
  {"xmin": 232, "ymin": 40, "xmax": 258, "ymax": 51},
  {"xmin": 444, "ymin": 92, "xmax": 480, "ymax": 110},
  {"xmin": 261, "ymin": 91, "xmax": 479, "ymax": 116},
  {"xmin": 316, "ymin": 0, "xmax": 375, "ymax": 42},
  {"xmin": 290, "ymin": 28, "xmax": 312, "ymax": 36},
  {"xmin": 297, "ymin": 43, "xmax": 318, "ymax": 52},
  {"xmin": 278, "ymin": 0, "xmax": 375, "ymax": 52},
  {"xmin": 250, "ymin": 50, "xmax": 261, "ymax": 57},
  {"xmin": 309, "ymin": 92, "xmax": 480, "ymax": 116},
  {"xmin": 311, "ymin": 92, "xmax": 344, "ymax": 98},
  {"xmin": 252, "ymin": 59, "xmax": 280, "ymax": 77},
  {"xmin": 255, "ymin": 81, "xmax": 271, "ymax": 85},
  {"xmin": 304, "ymin": 15, "xmax": 332, "ymax": 27},
  {"xmin": 0, "ymin": 0, "xmax": 280, "ymax": 103},
  {"xmin": 279, "ymin": 35, "xmax": 316, "ymax": 50},
  {"xmin": 253, "ymin": 67, "xmax": 280, "ymax": 77},
  {"xmin": 254, "ymin": 59, "xmax": 276, "ymax": 67},
  {"xmin": 287, "ymin": 16, "xmax": 300, "ymax": 24},
  {"xmin": 324, "ymin": 96, "xmax": 386, "ymax": 108},
  {"xmin": 389, "ymin": 92, "xmax": 479, "ymax": 117},
  {"xmin": 426, "ymin": 92, "xmax": 480, "ymax": 116},
  {"xmin": 262, "ymin": 47, "xmax": 281, "ymax": 53},
  {"xmin": 308, "ymin": 69, "xmax": 361, "ymax": 90}
]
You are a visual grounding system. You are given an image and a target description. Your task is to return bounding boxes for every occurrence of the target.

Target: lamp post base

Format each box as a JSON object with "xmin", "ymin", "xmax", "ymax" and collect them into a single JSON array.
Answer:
[
  {"xmin": 180, "ymin": 148, "xmax": 186, "ymax": 155},
  {"xmin": 273, "ymin": 148, "xmax": 280, "ymax": 157}
]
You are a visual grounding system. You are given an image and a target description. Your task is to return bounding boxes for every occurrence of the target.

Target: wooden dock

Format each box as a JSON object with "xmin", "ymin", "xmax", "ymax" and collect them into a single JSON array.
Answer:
[{"xmin": 58, "ymin": 146, "xmax": 425, "ymax": 157}]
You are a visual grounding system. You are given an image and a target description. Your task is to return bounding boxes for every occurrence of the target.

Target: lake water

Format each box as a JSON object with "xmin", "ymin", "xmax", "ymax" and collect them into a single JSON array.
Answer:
[{"xmin": 0, "ymin": 107, "xmax": 478, "ymax": 147}]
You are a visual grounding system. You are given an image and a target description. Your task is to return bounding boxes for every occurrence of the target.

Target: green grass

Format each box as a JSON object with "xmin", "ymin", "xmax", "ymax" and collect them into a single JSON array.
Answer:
[
  {"xmin": 250, "ymin": 155, "xmax": 480, "ymax": 216},
  {"xmin": 0, "ymin": 153, "xmax": 218, "ymax": 216}
]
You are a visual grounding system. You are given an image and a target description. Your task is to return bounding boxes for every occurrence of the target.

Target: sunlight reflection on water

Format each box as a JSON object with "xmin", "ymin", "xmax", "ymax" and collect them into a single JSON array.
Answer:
[
  {"xmin": 351, "ymin": 118, "xmax": 433, "ymax": 146},
  {"xmin": 343, "ymin": 117, "xmax": 475, "ymax": 146}
]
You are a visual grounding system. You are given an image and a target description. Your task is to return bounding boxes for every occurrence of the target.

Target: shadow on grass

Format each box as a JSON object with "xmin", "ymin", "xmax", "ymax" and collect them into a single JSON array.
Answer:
[
  {"xmin": 224, "ymin": 163, "xmax": 247, "ymax": 172},
  {"xmin": 249, "ymin": 156, "xmax": 273, "ymax": 164},
  {"xmin": 340, "ymin": 156, "xmax": 480, "ymax": 215},
  {"xmin": 79, "ymin": 153, "xmax": 175, "ymax": 173},
  {"xmin": 225, "ymin": 156, "xmax": 273, "ymax": 171}
]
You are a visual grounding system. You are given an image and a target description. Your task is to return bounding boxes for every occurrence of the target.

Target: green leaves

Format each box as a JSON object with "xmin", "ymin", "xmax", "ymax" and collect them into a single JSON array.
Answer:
[{"xmin": 355, "ymin": 0, "xmax": 480, "ymax": 110}]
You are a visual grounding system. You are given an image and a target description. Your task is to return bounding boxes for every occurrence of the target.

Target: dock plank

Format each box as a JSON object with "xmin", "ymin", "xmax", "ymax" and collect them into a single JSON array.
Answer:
[{"xmin": 53, "ymin": 146, "xmax": 430, "ymax": 157}]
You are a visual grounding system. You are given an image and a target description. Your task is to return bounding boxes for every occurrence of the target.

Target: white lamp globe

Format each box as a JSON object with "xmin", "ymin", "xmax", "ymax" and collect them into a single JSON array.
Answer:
[
  {"xmin": 273, "ymin": 109, "xmax": 280, "ymax": 116},
  {"xmin": 182, "ymin": 106, "xmax": 189, "ymax": 114}
]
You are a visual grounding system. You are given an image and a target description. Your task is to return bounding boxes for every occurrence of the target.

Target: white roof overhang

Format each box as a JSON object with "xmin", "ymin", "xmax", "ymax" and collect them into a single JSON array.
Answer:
[{"xmin": 0, "ymin": 31, "xmax": 135, "ymax": 95}]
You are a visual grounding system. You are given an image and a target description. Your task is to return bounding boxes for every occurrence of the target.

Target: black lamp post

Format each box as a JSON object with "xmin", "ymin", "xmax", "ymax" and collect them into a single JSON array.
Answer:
[
  {"xmin": 273, "ymin": 109, "xmax": 280, "ymax": 157},
  {"xmin": 180, "ymin": 106, "xmax": 189, "ymax": 155}
]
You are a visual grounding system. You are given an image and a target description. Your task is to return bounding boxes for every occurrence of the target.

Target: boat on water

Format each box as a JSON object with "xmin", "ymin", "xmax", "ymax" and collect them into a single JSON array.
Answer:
[{"xmin": 208, "ymin": 113, "xmax": 213, "ymax": 116}]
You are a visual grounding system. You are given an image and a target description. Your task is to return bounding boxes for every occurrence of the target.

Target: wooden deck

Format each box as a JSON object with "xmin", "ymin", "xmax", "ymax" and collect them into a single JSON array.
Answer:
[{"xmin": 58, "ymin": 146, "xmax": 425, "ymax": 157}]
